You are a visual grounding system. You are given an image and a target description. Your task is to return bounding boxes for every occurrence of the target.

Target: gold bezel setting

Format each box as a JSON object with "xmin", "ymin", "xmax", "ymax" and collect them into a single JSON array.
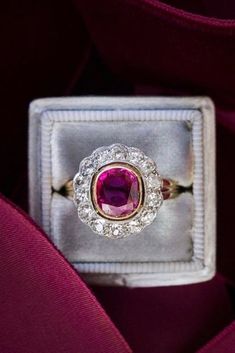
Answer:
[
  {"xmin": 91, "ymin": 162, "xmax": 145, "ymax": 221},
  {"xmin": 73, "ymin": 144, "xmax": 163, "ymax": 239}
]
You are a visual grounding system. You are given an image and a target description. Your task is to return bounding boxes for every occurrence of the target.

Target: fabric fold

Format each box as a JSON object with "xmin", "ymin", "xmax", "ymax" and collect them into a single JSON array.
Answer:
[
  {"xmin": 197, "ymin": 321, "xmax": 235, "ymax": 352},
  {"xmin": 0, "ymin": 195, "xmax": 132, "ymax": 353}
]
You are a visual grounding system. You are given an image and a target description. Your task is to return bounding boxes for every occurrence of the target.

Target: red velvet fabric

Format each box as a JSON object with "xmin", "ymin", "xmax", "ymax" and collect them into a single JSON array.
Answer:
[
  {"xmin": 1, "ymin": 0, "xmax": 235, "ymax": 352},
  {"xmin": 198, "ymin": 322, "xmax": 235, "ymax": 353},
  {"xmin": 0, "ymin": 196, "xmax": 131, "ymax": 353}
]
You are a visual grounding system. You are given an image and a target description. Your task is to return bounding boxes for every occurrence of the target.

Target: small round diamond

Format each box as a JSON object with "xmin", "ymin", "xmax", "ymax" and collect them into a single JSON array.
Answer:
[
  {"xmin": 141, "ymin": 210, "xmax": 156, "ymax": 225},
  {"xmin": 112, "ymin": 226, "xmax": 120, "ymax": 236},
  {"xmin": 80, "ymin": 158, "xmax": 96, "ymax": 176},
  {"xmin": 147, "ymin": 173, "xmax": 162, "ymax": 189},
  {"xmin": 128, "ymin": 147, "xmax": 145, "ymax": 164},
  {"xmin": 74, "ymin": 174, "xmax": 84, "ymax": 187},
  {"xmin": 91, "ymin": 219, "xmax": 105, "ymax": 234},
  {"xmin": 96, "ymin": 151, "xmax": 110, "ymax": 165},
  {"xmin": 146, "ymin": 191, "xmax": 163, "ymax": 209},
  {"xmin": 74, "ymin": 173, "xmax": 90, "ymax": 188},
  {"xmin": 109, "ymin": 224, "xmax": 124, "ymax": 238},
  {"xmin": 141, "ymin": 158, "xmax": 156, "ymax": 175},
  {"xmin": 110, "ymin": 144, "xmax": 127, "ymax": 160},
  {"xmin": 129, "ymin": 219, "xmax": 142, "ymax": 233},
  {"xmin": 74, "ymin": 188, "xmax": 89, "ymax": 203},
  {"xmin": 77, "ymin": 202, "xmax": 93, "ymax": 221}
]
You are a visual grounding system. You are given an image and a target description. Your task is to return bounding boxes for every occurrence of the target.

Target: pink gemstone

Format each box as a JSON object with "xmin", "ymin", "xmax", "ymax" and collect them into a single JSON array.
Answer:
[{"xmin": 94, "ymin": 166, "xmax": 141, "ymax": 219}]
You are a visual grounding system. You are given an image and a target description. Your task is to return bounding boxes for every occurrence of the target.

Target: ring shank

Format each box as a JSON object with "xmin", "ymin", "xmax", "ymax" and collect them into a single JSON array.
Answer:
[{"xmin": 60, "ymin": 178, "xmax": 183, "ymax": 201}]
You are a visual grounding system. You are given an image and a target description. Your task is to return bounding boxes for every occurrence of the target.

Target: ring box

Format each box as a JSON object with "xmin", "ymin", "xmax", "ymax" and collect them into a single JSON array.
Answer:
[{"xmin": 29, "ymin": 96, "xmax": 216, "ymax": 287}]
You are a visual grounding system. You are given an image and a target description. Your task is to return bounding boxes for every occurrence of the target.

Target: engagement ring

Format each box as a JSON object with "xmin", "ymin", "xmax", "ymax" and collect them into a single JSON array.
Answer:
[{"xmin": 65, "ymin": 144, "xmax": 179, "ymax": 239}]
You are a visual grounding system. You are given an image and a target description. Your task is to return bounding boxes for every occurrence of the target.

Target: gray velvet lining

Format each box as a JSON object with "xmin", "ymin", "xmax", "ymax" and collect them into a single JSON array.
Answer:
[
  {"xmin": 29, "ymin": 97, "xmax": 216, "ymax": 285},
  {"xmin": 51, "ymin": 193, "xmax": 193, "ymax": 262},
  {"xmin": 51, "ymin": 120, "xmax": 193, "ymax": 191},
  {"xmin": 50, "ymin": 119, "xmax": 194, "ymax": 264}
]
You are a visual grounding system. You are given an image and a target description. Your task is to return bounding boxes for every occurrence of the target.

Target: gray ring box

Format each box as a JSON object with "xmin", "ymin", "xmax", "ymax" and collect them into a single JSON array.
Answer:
[{"xmin": 29, "ymin": 97, "xmax": 216, "ymax": 287}]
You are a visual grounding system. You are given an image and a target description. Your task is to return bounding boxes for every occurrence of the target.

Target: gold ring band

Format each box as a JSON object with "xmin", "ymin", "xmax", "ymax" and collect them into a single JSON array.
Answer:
[{"xmin": 55, "ymin": 178, "xmax": 192, "ymax": 201}]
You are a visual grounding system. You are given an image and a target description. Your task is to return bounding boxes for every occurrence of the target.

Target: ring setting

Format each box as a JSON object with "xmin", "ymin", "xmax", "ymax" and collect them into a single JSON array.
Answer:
[{"xmin": 73, "ymin": 144, "xmax": 163, "ymax": 238}]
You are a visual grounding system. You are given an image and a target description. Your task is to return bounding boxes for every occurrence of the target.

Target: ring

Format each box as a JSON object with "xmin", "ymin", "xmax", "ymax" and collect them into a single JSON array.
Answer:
[{"xmin": 70, "ymin": 143, "xmax": 177, "ymax": 239}]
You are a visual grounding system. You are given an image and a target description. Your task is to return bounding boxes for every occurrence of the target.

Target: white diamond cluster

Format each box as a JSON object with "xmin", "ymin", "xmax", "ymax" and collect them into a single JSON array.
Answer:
[{"xmin": 73, "ymin": 144, "xmax": 163, "ymax": 239}]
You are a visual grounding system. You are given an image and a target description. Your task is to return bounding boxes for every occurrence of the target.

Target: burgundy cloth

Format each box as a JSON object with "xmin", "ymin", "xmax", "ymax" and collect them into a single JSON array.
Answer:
[
  {"xmin": 198, "ymin": 322, "xmax": 235, "ymax": 353},
  {"xmin": 0, "ymin": 196, "xmax": 131, "ymax": 353},
  {"xmin": 0, "ymin": 196, "xmax": 234, "ymax": 353},
  {"xmin": 1, "ymin": 0, "xmax": 235, "ymax": 352},
  {"xmin": 76, "ymin": 0, "xmax": 235, "ymax": 108}
]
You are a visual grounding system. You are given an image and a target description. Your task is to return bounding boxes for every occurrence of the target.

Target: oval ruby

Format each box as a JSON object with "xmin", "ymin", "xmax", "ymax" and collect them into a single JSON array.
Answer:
[{"xmin": 93, "ymin": 164, "xmax": 142, "ymax": 219}]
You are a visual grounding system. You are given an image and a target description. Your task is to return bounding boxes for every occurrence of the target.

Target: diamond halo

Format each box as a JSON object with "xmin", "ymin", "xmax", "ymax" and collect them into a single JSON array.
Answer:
[{"xmin": 73, "ymin": 144, "xmax": 163, "ymax": 239}]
